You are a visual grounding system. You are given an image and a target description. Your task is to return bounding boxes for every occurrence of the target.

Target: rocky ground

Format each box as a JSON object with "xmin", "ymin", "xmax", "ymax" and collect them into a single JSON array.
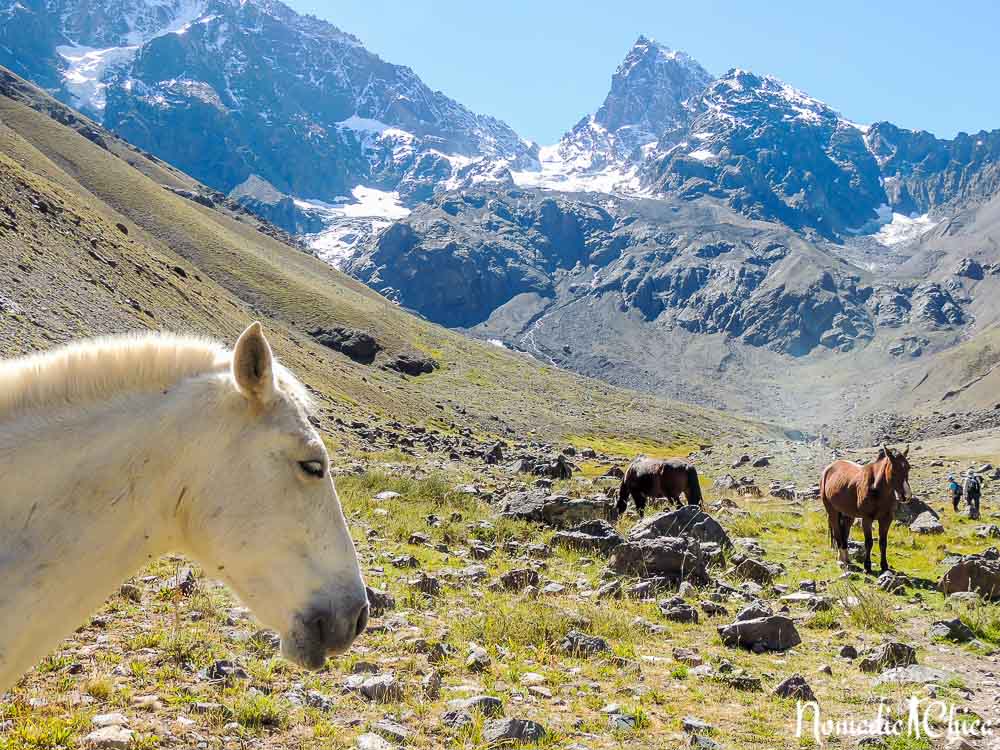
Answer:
[{"xmin": 4, "ymin": 429, "xmax": 1000, "ymax": 750}]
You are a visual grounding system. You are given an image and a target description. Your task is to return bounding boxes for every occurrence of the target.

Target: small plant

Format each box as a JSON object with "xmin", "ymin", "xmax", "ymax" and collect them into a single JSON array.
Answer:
[
  {"xmin": 230, "ymin": 693, "xmax": 288, "ymax": 730},
  {"xmin": 830, "ymin": 579, "xmax": 897, "ymax": 633}
]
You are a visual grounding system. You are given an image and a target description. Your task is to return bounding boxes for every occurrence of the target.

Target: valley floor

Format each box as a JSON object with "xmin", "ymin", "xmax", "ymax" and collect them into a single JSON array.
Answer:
[{"xmin": 4, "ymin": 431, "xmax": 1000, "ymax": 750}]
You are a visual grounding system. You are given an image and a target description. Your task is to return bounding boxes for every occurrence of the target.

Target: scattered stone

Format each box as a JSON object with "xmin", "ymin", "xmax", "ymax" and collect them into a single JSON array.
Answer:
[
  {"xmin": 552, "ymin": 520, "xmax": 624, "ymax": 555},
  {"xmin": 700, "ymin": 600, "xmax": 728, "ymax": 617},
  {"xmin": 441, "ymin": 710, "xmax": 473, "ymax": 729},
  {"xmin": 939, "ymin": 549, "xmax": 1000, "ymax": 599},
  {"xmin": 450, "ymin": 695, "xmax": 504, "ymax": 718},
  {"xmin": 202, "ymin": 660, "xmax": 248, "ymax": 682},
  {"xmin": 876, "ymin": 570, "xmax": 910, "ymax": 594},
  {"xmin": 673, "ymin": 647, "xmax": 704, "ymax": 667},
  {"xmin": 718, "ymin": 616, "xmax": 801, "ymax": 652},
  {"xmin": 735, "ymin": 601, "xmax": 773, "ymax": 622},
  {"xmin": 355, "ymin": 733, "xmax": 395, "ymax": 750},
  {"xmin": 772, "ymin": 674, "xmax": 816, "ymax": 701},
  {"xmin": 928, "ymin": 618, "xmax": 975, "ymax": 643},
  {"xmin": 689, "ymin": 735, "xmax": 722, "ymax": 750},
  {"xmin": 360, "ymin": 674, "xmax": 403, "ymax": 703},
  {"xmin": 874, "ymin": 665, "xmax": 955, "ymax": 686},
  {"xmin": 372, "ymin": 719, "xmax": 411, "ymax": 744},
  {"xmin": 562, "ymin": 630, "xmax": 610, "ymax": 657},
  {"xmin": 859, "ymin": 643, "xmax": 916, "ymax": 673},
  {"xmin": 659, "ymin": 598, "xmax": 699, "ymax": 624},
  {"xmin": 498, "ymin": 568, "xmax": 540, "ymax": 591},
  {"xmin": 119, "ymin": 583, "xmax": 141, "ymax": 603},
  {"xmin": 893, "ymin": 497, "xmax": 939, "ymax": 525},
  {"xmin": 910, "ymin": 511, "xmax": 944, "ymax": 534},
  {"xmin": 482, "ymin": 718, "xmax": 546, "ymax": 745},
  {"xmin": 627, "ymin": 506, "xmax": 732, "ymax": 549},
  {"xmin": 682, "ymin": 716, "xmax": 713, "ymax": 733},
  {"xmin": 83, "ymin": 727, "xmax": 133, "ymax": 749},
  {"xmin": 91, "ymin": 714, "xmax": 128, "ymax": 728},
  {"xmin": 731, "ymin": 557, "xmax": 781, "ymax": 585},
  {"xmin": 466, "ymin": 645, "xmax": 491, "ymax": 672},
  {"xmin": 366, "ymin": 586, "xmax": 396, "ymax": 617},
  {"xmin": 410, "ymin": 573, "xmax": 441, "ymax": 597},
  {"xmin": 422, "ymin": 670, "xmax": 442, "ymax": 698},
  {"xmin": 609, "ymin": 537, "xmax": 707, "ymax": 583},
  {"xmin": 839, "ymin": 645, "xmax": 858, "ymax": 659},
  {"xmin": 500, "ymin": 491, "xmax": 618, "ymax": 527},
  {"xmin": 160, "ymin": 568, "xmax": 197, "ymax": 596}
]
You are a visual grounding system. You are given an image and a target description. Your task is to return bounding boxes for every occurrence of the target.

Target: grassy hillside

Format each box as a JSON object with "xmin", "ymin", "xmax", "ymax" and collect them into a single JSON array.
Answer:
[{"xmin": 0, "ymin": 66, "xmax": 761, "ymax": 450}]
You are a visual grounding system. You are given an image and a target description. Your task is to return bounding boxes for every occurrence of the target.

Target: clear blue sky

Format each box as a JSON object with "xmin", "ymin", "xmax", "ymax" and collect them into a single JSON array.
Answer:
[{"xmin": 285, "ymin": 0, "xmax": 999, "ymax": 145}]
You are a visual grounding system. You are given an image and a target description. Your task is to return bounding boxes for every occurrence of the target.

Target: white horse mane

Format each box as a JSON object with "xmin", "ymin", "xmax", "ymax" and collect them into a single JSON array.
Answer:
[{"xmin": 0, "ymin": 331, "xmax": 307, "ymax": 418}]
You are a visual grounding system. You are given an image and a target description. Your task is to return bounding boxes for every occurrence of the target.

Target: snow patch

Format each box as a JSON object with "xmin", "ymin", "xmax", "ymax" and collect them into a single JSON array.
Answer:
[
  {"xmin": 299, "ymin": 186, "xmax": 410, "ymax": 267},
  {"xmin": 511, "ymin": 143, "xmax": 648, "ymax": 196},
  {"xmin": 688, "ymin": 148, "xmax": 716, "ymax": 162},
  {"xmin": 872, "ymin": 211, "xmax": 938, "ymax": 247},
  {"xmin": 56, "ymin": 44, "xmax": 140, "ymax": 113}
]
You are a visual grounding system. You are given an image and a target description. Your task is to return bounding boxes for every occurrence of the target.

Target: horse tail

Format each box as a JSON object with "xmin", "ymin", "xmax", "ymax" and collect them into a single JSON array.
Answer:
[{"xmin": 686, "ymin": 464, "xmax": 703, "ymax": 506}]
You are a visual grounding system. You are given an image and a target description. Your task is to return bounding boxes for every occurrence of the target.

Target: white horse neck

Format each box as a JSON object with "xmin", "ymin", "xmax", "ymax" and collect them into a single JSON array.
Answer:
[{"xmin": 0, "ymin": 379, "xmax": 217, "ymax": 690}]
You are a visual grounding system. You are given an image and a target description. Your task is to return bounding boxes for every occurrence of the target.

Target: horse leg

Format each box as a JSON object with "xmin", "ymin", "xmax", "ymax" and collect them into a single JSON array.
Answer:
[
  {"xmin": 861, "ymin": 517, "xmax": 874, "ymax": 575},
  {"xmin": 838, "ymin": 513, "xmax": 853, "ymax": 566},
  {"xmin": 634, "ymin": 492, "xmax": 647, "ymax": 518},
  {"xmin": 877, "ymin": 517, "xmax": 890, "ymax": 573}
]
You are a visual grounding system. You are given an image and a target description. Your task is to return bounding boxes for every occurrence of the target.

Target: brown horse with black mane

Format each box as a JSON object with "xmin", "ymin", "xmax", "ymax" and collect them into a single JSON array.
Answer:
[
  {"xmin": 820, "ymin": 445, "xmax": 912, "ymax": 574},
  {"xmin": 617, "ymin": 456, "xmax": 703, "ymax": 517}
]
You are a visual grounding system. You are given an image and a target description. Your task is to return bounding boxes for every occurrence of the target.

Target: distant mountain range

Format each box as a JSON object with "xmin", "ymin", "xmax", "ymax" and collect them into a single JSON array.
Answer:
[{"xmin": 4, "ymin": 0, "xmax": 1000, "ymax": 425}]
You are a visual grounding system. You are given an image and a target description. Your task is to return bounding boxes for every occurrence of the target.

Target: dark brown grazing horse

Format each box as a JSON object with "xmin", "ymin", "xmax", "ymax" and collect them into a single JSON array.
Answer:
[
  {"xmin": 820, "ymin": 445, "xmax": 912, "ymax": 574},
  {"xmin": 618, "ymin": 456, "xmax": 703, "ymax": 517}
]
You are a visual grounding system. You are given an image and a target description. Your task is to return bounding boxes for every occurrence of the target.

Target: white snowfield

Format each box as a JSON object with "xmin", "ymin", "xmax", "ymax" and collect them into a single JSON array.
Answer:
[
  {"xmin": 56, "ymin": 0, "xmax": 210, "ymax": 114},
  {"xmin": 299, "ymin": 187, "xmax": 410, "ymax": 267}
]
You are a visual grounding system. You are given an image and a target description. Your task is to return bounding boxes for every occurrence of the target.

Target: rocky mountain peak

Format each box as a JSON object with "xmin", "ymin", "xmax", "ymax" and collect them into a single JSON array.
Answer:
[{"xmin": 594, "ymin": 36, "xmax": 712, "ymax": 134}]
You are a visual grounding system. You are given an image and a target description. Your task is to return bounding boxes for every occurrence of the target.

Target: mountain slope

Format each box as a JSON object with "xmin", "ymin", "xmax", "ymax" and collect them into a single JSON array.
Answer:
[
  {"xmin": 0, "ymin": 64, "xmax": 752, "ymax": 448},
  {"xmin": 1, "ymin": 0, "xmax": 536, "ymax": 231}
]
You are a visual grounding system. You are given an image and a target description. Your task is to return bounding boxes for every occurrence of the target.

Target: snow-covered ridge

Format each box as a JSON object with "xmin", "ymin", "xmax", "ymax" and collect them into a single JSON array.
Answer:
[
  {"xmin": 299, "ymin": 187, "xmax": 410, "ymax": 267},
  {"xmin": 55, "ymin": 0, "xmax": 210, "ymax": 114}
]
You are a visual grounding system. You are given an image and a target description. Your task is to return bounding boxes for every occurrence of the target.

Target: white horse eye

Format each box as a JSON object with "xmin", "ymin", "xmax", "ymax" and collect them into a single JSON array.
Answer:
[{"xmin": 298, "ymin": 460, "xmax": 325, "ymax": 478}]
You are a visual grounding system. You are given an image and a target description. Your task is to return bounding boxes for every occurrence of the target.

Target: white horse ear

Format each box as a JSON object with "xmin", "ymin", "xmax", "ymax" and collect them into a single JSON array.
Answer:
[{"xmin": 233, "ymin": 322, "xmax": 275, "ymax": 404}]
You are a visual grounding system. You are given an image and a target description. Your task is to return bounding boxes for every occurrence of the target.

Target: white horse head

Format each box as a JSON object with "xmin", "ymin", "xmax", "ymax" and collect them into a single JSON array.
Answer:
[
  {"xmin": 0, "ymin": 322, "xmax": 368, "ymax": 688},
  {"xmin": 180, "ymin": 323, "xmax": 369, "ymax": 668}
]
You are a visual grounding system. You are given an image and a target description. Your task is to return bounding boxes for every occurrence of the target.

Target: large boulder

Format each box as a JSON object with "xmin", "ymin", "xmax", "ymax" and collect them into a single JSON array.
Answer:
[
  {"xmin": 499, "ymin": 491, "xmax": 618, "ymax": 527},
  {"xmin": 909, "ymin": 511, "xmax": 944, "ymax": 534},
  {"xmin": 609, "ymin": 537, "xmax": 707, "ymax": 583},
  {"xmin": 552, "ymin": 520, "xmax": 624, "ymax": 555},
  {"xmin": 627, "ymin": 506, "xmax": 732, "ymax": 549},
  {"xmin": 309, "ymin": 327, "xmax": 380, "ymax": 364},
  {"xmin": 717, "ymin": 616, "xmax": 801, "ymax": 652},
  {"xmin": 939, "ymin": 548, "xmax": 1000, "ymax": 600},
  {"xmin": 859, "ymin": 642, "xmax": 916, "ymax": 673},
  {"xmin": 894, "ymin": 497, "xmax": 938, "ymax": 525}
]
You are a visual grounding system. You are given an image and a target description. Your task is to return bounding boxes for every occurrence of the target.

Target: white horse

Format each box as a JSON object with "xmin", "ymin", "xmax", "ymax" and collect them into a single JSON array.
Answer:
[{"xmin": 0, "ymin": 322, "xmax": 368, "ymax": 692}]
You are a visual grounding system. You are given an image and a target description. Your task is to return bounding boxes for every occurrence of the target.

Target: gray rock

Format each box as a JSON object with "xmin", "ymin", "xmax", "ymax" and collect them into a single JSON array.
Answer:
[
  {"xmin": 893, "ymin": 497, "xmax": 938, "ymax": 525},
  {"xmin": 940, "ymin": 551, "xmax": 1000, "ymax": 600},
  {"xmin": 498, "ymin": 568, "xmax": 540, "ymax": 591},
  {"xmin": 660, "ymin": 599, "xmax": 700, "ymax": 624},
  {"xmin": 482, "ymin": 718, "xmax": 547, "ymax": 745},
  {"xmin": 874, "ymin": 665, "xmax": 954, "ymax": 686},
  {"xmin": 360, "ymin": 674, "xmax": 403, "ymax": 703},
  {"xmin": 928, "ymin": 618, "xmax": 974, "ymax": 643},
  {"xmin": 731, "ymin": 556, "xmax": 782, "ymax": 585},
  {"xmin": 909, "ymin": 511, "xmax": 944, "ymax": 534},
  {"xmin": 859, "ymin": 643, "xmax": 916, "ymax": 673},
  {"xmin": 552, "ymin": 520, "xmax": 624, "ymax": 555},
  {"xmin": 735, "ymin": 601, "xmax": 773, "ymax": 622},
  {"xmin": 718, "ymin": 616, "xmax": 801, "ymax": 652},
  {"xmin": 609, "ymin": 536, "xmax": 707, "ymax": 582},
  {"xmin": 627, "ymin": 506, "xmax": 732, "ymax": 549},
  {"xmin": 499, "ymin": 491, "xmax": 618, "ymax": 527},
  {"xmin": 466, "ymin": 645, "xmax": 491, "ymax": 672},
  {"xmin": 447, "ymin": 695, "xmax": 504, "ymax": 718},
  {"xmin": 372, "ymin": 719, "xmax": 410, "ymax": 744},
  {"xmin": 772, "ymin": 674, "xmax": 816, "ymax": 701},
  {"xmin": 83, "ymin": 727, "xmax": 134, "ymax": 749},
  {"xmin": 562, "ymin": 630, "xmax": 611, "ymax": 657}
]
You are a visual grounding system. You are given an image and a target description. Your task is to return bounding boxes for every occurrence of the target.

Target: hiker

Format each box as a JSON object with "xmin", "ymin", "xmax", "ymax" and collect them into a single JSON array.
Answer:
[
  {"xmin": 948, "ymin": 474, "xmax": 963, "ymax": 512},
  {"xmin": 964, "ymin": 471, "xmax": 982, "ymax": 520}
]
